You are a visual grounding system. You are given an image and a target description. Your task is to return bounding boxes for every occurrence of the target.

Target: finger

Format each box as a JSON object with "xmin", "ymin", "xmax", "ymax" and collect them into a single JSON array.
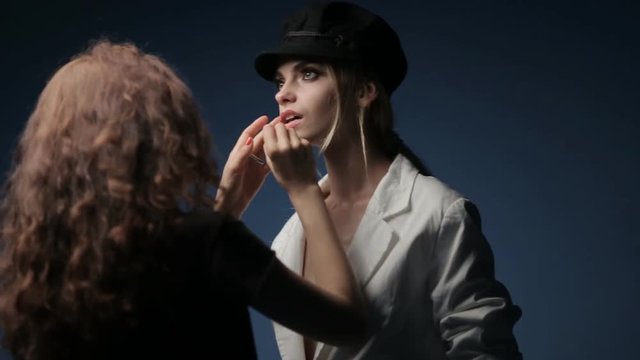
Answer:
[
  {"xmin": 288, "ymin": 128, "xmax": 301, "ymax": 148},
  {"xmin": 250, "ymin": 134, "xmax": 266, "ymax": 162},
  {"xmin": 235, "ymin": 115, "xmax": 269, "ymax": 151},
  {"xmin": 262, "ymin": 124, "xmax": 278, "ymax": 156},
  {"xmin": 253, "ymin": 115, "xmax": 281, "ymax": 148},
  {"xmin": 274, "ymin": 122, "xmax": 290, "ymax": 149},
  {"xmin": 244, "ymin": 115, "xmax": 269, "ymax": 137},
  {"xmin": 227, "ymin": 135, "xmax": 255, "ymax": 170}
]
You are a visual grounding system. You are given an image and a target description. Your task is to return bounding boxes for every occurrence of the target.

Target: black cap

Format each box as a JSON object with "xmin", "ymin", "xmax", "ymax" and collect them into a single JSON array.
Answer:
[{"xmin": 255, "ymin": 1, "xmax": 407, "ymax": 95}]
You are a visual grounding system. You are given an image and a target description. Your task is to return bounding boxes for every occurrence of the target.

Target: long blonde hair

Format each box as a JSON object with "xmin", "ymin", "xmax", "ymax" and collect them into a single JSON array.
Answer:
[{"xmin": 0, "ymin": 40, "xmax": 217, "ymax": 359}]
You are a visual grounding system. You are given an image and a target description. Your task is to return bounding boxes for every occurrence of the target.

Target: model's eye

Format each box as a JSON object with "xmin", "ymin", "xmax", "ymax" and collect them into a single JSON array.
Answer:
[
  {"xmin": 274, "ymin": 77, "xmax": 285, "ymax": 90},
  {"xmin": 302, "ymin": 69, "xmax": 319, "ymax": 80}
]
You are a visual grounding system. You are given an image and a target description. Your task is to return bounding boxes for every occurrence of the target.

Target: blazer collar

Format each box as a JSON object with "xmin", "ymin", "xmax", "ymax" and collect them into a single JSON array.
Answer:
[
  {"xmin": 345, "ymin": 154, "xmax": 418, "ymax": 284},
  {"xmin": 317, "ymin": 154, "xmax": 418, "ymax": 219},
  {"xmin": 368, "ymin": 154, "xmax": 418, "ymax": 220},
  {"xmin": 276, "ymin": 154, "xmax": 419, "ymax": 278}
]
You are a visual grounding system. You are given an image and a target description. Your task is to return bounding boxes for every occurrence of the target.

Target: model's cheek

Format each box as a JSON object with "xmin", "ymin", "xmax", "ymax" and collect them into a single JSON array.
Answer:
[
  {"xmin": 326, "ymin": 98, "xmax": 338, "ymax": 120},
  {"xmin": 326, "ymin": 93, "xmax": 337, "ymax": 106}
]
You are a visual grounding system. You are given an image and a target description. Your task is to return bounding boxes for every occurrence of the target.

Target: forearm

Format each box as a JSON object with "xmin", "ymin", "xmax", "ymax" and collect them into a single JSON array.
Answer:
[
  {"xmin": 213, "ymin": 187, "xmax": 245, "ymax": 219},
  {"xmin": 288, "ymin": 184, "xmax": 361, "ymax": 305}
]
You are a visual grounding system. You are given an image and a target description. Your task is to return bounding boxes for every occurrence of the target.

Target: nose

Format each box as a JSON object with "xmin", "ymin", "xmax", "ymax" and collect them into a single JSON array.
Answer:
[{"xmin": 275, "ymin": 81, "xmax": 296, "ymax": 105}]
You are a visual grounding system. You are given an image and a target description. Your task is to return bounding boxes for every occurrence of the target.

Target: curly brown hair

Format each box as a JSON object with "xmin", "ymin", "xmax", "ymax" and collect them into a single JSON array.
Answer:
[{"xmin": 0, "ymin": 40, "xmax": 218, "ymax": 359}]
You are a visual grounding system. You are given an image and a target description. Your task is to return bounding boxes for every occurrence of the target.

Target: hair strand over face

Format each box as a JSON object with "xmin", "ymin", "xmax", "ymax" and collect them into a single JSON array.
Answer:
[{"xmin": 323, "ymin": 63, "xmax": 431, "ymax": 177}]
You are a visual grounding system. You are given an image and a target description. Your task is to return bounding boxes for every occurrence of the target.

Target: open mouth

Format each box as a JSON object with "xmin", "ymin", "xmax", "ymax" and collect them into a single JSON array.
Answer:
[
  {"xmin": 284, "ymin": 114, "xmax": 302, "ymax": 123},
  {"xmin": 281, "ymin": 110, "xmax": 303, "ymax": 126}
]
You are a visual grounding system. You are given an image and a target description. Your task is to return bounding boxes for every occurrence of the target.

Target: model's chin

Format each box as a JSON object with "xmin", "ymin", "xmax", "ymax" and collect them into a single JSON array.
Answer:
[
  {"xmin": 289, "ymin": 124, "xmax": 329, "ymax": 146},
  {"xmin": 294, "ymin": 128, "xmax": 317, "ymax": 144}
]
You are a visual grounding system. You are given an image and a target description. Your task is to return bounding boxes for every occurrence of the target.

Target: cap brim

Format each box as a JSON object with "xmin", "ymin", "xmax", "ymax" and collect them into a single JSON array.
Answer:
[{"xmin": 254, "ymin": 46, "xmax": 350, "ymax": 82}]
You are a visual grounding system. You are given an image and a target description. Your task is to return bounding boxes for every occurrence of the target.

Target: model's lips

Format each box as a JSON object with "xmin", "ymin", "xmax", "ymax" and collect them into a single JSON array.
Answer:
[
  {"xmin": 280, "ymin": 109, "xmax": 303, "ymax": 125},
  {"xmin": 280, "ymin": 110, "xmax": 302, "ymax": 124}
]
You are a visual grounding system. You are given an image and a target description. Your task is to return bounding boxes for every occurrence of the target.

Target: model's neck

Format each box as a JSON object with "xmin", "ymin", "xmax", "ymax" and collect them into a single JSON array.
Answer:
[{"xmin": 321, "ymin": 140, "xmax": 392, "ymax": 202}]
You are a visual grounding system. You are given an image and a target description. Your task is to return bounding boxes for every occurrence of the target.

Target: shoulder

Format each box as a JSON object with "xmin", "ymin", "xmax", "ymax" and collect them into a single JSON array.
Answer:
[
  {"xmin": 395, "ymin": 155, "xmax": 484, "ymax": 225},
  {"xmin": 368, "ymin": 154, "xmax": 471, "ymax": 221},
  {"xmin": 393, "ymin": 153, "xmax": 467, "ymax": 219},
  {"xmin": 169, "ymin": 208, "xmax": 252, "ymax": 248},
  {"xmin": 414, "ymin": 175, "xmax": 483, "ymax": 223},
  {"xmin": 172, "ymin": 208, "xmax": 225, "ymax": 236},
  {"xmin": 178, "ymin": 208, "xmax": 273, "ymax": 265},
  {"xmin": 412, "ymin": 174, "xmax": 464, "ymax": 210}
]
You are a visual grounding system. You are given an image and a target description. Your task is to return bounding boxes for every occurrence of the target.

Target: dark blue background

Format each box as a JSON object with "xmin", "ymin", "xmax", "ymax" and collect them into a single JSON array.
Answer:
[{"xmin": 1, "ymin": 1, "xmax": 638, "ymax": 359}]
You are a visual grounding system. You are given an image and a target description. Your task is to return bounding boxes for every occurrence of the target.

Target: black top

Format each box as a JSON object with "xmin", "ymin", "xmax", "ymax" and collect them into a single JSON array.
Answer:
[{"xmin": 86, "ymin": 209, "xmax": 276, "ymax": 360}]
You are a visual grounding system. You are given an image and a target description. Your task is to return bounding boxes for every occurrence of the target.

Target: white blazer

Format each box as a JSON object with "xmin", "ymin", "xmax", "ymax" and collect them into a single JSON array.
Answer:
[{"xmin": 271, "ymin": 155, "xmax": 522, "ymax": 360}]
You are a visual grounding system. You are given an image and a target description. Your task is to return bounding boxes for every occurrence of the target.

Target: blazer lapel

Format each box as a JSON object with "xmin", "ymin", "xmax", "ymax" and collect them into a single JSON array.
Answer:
[
  {"xmin": 313, "ymin": 207, "xmax": 398, "ymax": 359},
  {"xmin": 346, "ymin": 154, "xmax": 417, "ymax": 287},
  {"xmin": 346, "ymin": 203, "xmax": 396, "ymax": 287},
  {"xmin": 271, "ymin": 215, "xmax": 304, "ymax": 274},
  {"xmin": 314, "ymin": 155, "xmax": 418, "ymax": 359}
]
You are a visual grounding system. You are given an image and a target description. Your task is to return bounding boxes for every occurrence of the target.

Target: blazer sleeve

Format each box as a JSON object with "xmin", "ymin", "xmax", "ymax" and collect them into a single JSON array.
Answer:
[{"xmin": 428, "ymin": 198, "xmax": 522, "ymax": 359}]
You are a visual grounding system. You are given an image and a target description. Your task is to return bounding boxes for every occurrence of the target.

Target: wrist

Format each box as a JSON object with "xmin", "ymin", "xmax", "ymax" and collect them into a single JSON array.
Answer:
[
  {"xmin": 287, "ymin": 183, "xmax": 322, "ymax": 204},
  {"xmin": 214, "ymin": 194, "xmax": 240, "ymax": 219}
]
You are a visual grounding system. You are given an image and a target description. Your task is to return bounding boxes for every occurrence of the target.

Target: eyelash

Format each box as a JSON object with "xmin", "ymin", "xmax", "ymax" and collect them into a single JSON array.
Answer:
[{"xmin": 274, "ymin": 67, "xmax": 321, "ymax": 90}]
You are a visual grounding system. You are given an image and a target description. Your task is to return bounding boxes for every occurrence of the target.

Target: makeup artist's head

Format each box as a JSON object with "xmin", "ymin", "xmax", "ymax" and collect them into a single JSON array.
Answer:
[{"xmin": 0, "ymin": 40, "xmax": 217, "ymax": 359}]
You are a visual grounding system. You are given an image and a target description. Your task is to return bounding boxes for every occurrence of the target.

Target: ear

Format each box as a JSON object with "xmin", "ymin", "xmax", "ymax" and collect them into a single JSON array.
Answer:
[{"xmin": 358, "ymin": 81, "xmax": 378, "ymax": 108}]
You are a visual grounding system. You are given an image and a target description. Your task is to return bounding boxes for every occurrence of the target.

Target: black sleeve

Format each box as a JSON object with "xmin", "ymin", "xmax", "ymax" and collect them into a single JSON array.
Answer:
[{"xmin": 209, "ymin": 216, "xmax": 277, "ymax": 302}]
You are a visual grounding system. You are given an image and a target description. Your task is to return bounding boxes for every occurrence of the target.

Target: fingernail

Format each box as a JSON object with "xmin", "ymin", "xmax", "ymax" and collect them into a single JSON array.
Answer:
[{"xmin": 245, "ymin": 137, "xmax": 253, "ymax": 146}]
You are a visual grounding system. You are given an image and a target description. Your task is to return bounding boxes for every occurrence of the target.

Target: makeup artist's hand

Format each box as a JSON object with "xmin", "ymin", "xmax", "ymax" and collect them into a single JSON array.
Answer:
[
  {"xmin": 215, "ymin": 115, "xmax": 275, "ymax": 218},
  {"xmin": 262, "ymin": 122, "xmax": 317, "ymax": 195}
]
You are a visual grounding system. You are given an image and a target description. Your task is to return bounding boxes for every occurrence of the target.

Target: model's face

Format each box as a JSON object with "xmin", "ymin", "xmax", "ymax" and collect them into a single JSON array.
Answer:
[{"xmin": 274, "ymin": 60, "xmax": 337, "ymax": 144}]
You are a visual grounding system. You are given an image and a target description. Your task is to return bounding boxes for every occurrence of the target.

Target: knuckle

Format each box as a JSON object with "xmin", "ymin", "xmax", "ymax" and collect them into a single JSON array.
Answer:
[{"xmin": 278, "ymin": 143, "xmax": 290, "ymax": 152}]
